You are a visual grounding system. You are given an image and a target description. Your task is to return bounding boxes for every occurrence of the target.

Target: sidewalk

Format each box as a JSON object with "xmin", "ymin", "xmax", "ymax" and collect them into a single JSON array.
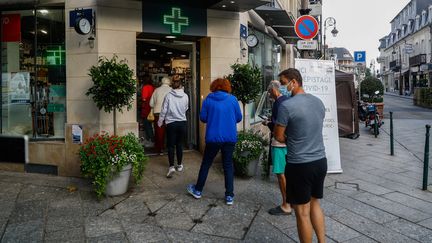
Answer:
[
  {"xmin": 1, "ymin": 125, "xmax": 432, "ymax": 242},
  {"xmin": 384, "ymin": 91, "xmax": 413, "ymax": 100}
]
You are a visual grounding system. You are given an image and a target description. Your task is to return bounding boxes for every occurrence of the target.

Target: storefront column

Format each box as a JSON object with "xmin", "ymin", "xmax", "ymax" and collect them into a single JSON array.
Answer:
[{"xmin": 64, "ymin": 0, "xmax": 141, "ymax": 176}]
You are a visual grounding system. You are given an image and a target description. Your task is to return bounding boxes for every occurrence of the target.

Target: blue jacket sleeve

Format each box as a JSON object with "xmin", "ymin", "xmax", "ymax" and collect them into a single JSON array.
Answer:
[
  {"xmin": 200, "ymin": 99, "xmax": 208, "ymax": 123},
  {"xmin": 234, "ymin": 97, "xmax": 242, "ymax": 123}
]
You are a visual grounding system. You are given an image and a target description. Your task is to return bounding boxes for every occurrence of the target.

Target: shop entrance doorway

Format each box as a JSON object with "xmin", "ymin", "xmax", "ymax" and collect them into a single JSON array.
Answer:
[{"xmin": 136, "ymin": 39, "xmax": 198, "ymax": 154}]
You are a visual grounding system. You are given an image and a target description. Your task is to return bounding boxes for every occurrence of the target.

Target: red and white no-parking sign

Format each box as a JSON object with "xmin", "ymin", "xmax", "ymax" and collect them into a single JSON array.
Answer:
[{"xmin": 295, "ymin": 15, "xmax": 319, "ymax": 40}]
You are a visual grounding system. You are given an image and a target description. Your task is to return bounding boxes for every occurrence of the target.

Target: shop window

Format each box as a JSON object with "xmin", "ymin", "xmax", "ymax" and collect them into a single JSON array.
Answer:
[
  {"xmin": 1, "ymin": 7, "xmax": 66, "ymax": 139},
  {"xmin": 247, "ymin": 28, "xmax": 281, "ymax": 125}
]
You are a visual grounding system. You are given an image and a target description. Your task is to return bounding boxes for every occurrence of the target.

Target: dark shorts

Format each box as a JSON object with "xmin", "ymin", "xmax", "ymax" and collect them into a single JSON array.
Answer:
[{"xmin": 285, "ymin": 157, "xmax": 327, "ymax": 205}]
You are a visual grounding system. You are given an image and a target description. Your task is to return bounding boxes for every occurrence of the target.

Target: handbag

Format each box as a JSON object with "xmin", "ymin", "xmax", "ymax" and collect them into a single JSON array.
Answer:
[{"xmin": 147, "ymin": 109, "xmax": 155, "ymax": 121}]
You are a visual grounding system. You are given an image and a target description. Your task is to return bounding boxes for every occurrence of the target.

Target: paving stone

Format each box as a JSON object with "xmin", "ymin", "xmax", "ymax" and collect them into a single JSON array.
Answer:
[
  {"xmin": 174, "ymin": 194, "xmax": 217, "ymax": 220},
  {"xmin": 155, "ymin": 199, "xmax": 195, "ymax": 230},
  {"xmin": 382, "ymin": 191, "xmax": 432, "ymax": 214},
  {"xmin": 124, "ymin": 223, "xmax": 169, "ymax": 243},
  {"xmin": 243, "ymin": 215, "xmax": 295, "ymax": 242},
  {"xmin": 1, "ymin": 219, "xmax": 44, "ymax": 243},
  {"xmin": 191, "ymin": 201, "xmax": 260, "ymax": 239},
  {"xmin": 85, "ymin": 215, "xmax": 123, "ymax": 238},
  {"xmin": 347, "ymin": 179, "xmax": 395, "ymax": 195},
  {"xmin": 320, "ymin": 199, "xmax": 345, "ymax": 217},
  {"xmin": 419, "ymin": 217, "xmax": 432, "ymax": 230},
  {"xmin": 342, "ymin": 235, "xmax": 378, "ymax": 243},
  {"xmin": 17, "ymin": 185, "xmax": 60, "ymax": 203},
  {"xmin": 286, "ymin": 226, "xmax": 337, "ymax": 243},
  {"xmin": 331, "ymin": 209, "xmax": 417, "ymax": 242},
  {"xmin": 165, "ymin": 228, "xmax": 239, "ymax": 243},
  {"xmin": 353, "ymin": 192, "xmax": 431, "ymax": 222},
  {"xmin": 325, "ymin": 192, "xmax": 397, "ymax": 224},
  {"xmin": 256, "ymin": 207, "xmax": 297, "ymax": 232},
  {"xmin": 114, "ymin": 197, "xmax": 150, "ymax": 226},
  {"xmin": 325, "ymin": 217, "xmax": 361, "ymax": 242},
  {"xmin": 384, "ymin": 218, "xmax": 432, "ymax": 242},
  {"xmin": 44, "ymin": 227, "xmax": 85, "ymax": 243},
  {"xmin": 139, "ymin": 190, "xmax": 176, "ymax": 213},
  {"xmin": 45, "ymin": 216, "xmax": 83, "ymax": 233},
  {"xmin": 87, "ymin": 232, "xmax": 128, "ymax": 243},
  {"xmin": 8, "ymin": 200, "xmax": 47, "ymax": 224}
]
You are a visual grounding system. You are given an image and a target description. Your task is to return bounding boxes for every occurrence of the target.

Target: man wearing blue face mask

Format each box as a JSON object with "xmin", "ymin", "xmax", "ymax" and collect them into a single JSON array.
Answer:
[{"xmin": 263, "ymin": 80, "xmax": 292, "ymax": 215}]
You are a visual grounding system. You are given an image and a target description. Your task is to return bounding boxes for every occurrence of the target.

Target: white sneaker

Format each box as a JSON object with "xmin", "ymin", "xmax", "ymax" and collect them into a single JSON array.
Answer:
[
  {"xmin": 176, "ymin": 165, "xmax": 183, "ymax": 172},
  {"xmin": 166, "ymin": 166, "xmax": 176, "ymax": 178}
]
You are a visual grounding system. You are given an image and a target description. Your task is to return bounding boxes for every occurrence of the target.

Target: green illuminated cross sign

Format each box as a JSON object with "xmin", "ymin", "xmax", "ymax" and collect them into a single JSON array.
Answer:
[
  {"xmin": 46, "ymin": 46, "xmax": 65, "ymax": 66},
  {"xmin": 163, "ymin": 7, "xmax": 189, "ymax": 34}
]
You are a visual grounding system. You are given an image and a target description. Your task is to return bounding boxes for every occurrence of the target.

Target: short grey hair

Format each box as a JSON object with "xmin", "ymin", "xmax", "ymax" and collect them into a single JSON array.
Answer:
[{"xmin": 267, "ymin": 80, "xmax": 281, "ymax": 91}]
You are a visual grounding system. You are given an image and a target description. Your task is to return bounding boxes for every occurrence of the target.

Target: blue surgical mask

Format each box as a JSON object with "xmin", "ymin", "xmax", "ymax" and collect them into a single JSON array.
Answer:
[{"xmin": 279, "ymin": 86, "xmax": 292, "ymax": 97}]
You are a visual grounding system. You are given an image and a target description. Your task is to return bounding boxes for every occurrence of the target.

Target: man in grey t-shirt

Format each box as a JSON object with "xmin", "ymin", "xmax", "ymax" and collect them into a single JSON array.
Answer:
[{"xmin": 274, "ymin": 68, "xmax": 327, "ymax": 243}]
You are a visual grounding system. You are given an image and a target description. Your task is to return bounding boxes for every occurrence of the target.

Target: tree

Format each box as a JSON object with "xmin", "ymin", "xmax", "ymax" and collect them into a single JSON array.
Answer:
[
  {"xmin": 87, "ymin": 55, "xmax": 136, "ymax": 135},
  {"xmin": 227, "ymin": 63, "xmax": 262, "ymax": 131},
  {"xmin": 360, "ymin": 76, "xmax": 384, "ymax": 102}
]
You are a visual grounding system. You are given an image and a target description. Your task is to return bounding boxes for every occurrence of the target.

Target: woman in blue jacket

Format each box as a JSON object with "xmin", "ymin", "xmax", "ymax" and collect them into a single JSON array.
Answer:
[{"xmin": 187, "ymin": 78, "xmax": 242, "ymax": 205}]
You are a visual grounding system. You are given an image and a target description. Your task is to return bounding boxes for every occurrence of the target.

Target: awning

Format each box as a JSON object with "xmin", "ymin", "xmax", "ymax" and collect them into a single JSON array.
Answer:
[
  {"xmin": 254, "ymin": 5, "xmax": 297, "ymax": 43},
  {"xmin": 209, "ymin": 0, "xmax": 271, "ymax": 12}
]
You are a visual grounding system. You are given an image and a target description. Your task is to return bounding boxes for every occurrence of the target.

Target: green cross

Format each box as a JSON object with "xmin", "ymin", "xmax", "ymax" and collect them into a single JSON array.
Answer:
[
  {"xmin": 163, "ymin": 7, "xmax": 189, "ymax": 34},
  {"xmin": 46, "ymin": 46, "xmax": 65, "ymax": 65}
]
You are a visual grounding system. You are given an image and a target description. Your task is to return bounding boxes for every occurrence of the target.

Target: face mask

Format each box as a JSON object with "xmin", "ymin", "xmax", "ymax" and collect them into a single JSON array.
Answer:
[
  {"xmin": 280, "ymin": 85, "xmax": 292, "ymax": 97},
  {"xmin": 279, "ymin": 86, "xmax": 290, "ymax": 97}
]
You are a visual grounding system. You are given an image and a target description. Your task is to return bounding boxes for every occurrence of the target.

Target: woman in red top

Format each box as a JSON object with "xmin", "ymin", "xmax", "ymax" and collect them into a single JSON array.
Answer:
[{"xmin": 141, "ymin": 76, "xmax": 155, "ymax": 144}]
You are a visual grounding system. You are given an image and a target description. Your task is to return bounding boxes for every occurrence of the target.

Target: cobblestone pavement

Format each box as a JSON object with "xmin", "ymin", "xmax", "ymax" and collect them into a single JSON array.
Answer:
[{"xmin": 1, "ymin": 95, "xmax": 432, "ymax": 242}]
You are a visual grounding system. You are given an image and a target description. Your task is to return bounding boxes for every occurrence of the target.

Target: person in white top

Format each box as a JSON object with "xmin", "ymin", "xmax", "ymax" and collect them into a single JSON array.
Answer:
[
  {"xmin": 158, "ymin": 76, "xmax": 189, "ymax": 178},
  {"xmin": 150, "ymin": 77, "xmax": 172, "ymax": 154}
]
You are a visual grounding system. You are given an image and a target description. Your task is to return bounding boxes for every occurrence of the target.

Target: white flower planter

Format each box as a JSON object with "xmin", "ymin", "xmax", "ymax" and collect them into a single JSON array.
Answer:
[{"xmin": 105, "ymin": 164, "xmax": 132, "ymax": 196}]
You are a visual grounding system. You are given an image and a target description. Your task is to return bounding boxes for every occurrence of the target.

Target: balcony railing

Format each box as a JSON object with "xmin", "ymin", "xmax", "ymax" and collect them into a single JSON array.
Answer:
[{"xmin": 409, "ymin": 54, "xmax": 427, "ymax": 67}]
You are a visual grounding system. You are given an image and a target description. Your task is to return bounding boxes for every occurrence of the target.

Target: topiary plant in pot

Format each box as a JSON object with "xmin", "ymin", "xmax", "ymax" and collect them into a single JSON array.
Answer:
[
  {"xmin": 87, "ymin": 55, "xmax": 136, "ymax": 135},
  {"xmin": 227, "ymin": 63, "xmax": 262, "ymax": 131}
]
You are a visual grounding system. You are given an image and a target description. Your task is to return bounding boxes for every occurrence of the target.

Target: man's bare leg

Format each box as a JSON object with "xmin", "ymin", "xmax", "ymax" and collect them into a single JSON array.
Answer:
[
  {"xmin": 310, "ymin": 197, "xmax": 326, "ymax": 243},
  {"xmin": 293, "ymin": 203, "xmax": 313, "ymax": 243}
]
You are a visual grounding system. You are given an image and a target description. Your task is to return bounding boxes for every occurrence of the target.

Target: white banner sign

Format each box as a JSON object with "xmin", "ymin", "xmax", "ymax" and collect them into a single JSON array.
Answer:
[{"xmin": 295, "ymin": 59, "xmax": 342, "ymax": 173}]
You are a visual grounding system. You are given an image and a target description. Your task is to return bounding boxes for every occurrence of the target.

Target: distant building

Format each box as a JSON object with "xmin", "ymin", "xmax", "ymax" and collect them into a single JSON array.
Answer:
[
  {"xmin": 328, "ymin": 47, "xmax": 355, "ymax": 74},
  {"xmin": 377, "ymin": 0, "xmax": 432, "ymax": 95}
]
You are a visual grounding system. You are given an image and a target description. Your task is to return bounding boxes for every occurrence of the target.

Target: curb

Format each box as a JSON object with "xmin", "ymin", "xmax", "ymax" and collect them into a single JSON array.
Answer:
[{"xmin": 384, "ymin": 92, "xmax": 413, "ymax": 100}]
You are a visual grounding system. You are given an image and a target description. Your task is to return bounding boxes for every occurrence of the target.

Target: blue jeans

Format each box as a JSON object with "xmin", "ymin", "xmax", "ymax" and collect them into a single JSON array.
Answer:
[{"xmin": 195, "ymin": 142, "xmax": 235, "ymax": 197}]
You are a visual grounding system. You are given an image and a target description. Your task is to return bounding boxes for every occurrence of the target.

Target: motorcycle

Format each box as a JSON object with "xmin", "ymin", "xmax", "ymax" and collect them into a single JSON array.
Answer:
[{"xmin": 358, "ymin": 90, "xmax": 383, "ymax": 137}]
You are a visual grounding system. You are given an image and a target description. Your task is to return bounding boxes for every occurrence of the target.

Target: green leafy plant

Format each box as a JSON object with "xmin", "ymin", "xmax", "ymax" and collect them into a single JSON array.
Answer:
[
  {"xmin": 227, "ymin": 63, "xmax": 262, "ymax": 130},
  {"xmin": 87, "ymin": 55, "xmax": 136, "ymax": 135},
  {"xmin": 233, "ymin": 130, "xmax": 268, "ymax": 177},
  {"xmin": 79, "ymin": 132, "xmax": 147, "ymax": 198},
  {"xmin": 360, "ymin": 76, "xmax": 384, "ymax": 102}
]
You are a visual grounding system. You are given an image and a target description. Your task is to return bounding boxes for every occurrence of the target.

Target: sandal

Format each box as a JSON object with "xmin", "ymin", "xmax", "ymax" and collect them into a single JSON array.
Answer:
[{"xmin": 268, "ymin": 206, "xmax": 292, "ymax": 216}]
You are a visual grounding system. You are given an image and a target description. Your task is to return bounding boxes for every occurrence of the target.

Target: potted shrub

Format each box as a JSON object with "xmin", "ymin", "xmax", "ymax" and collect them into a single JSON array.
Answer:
[
  {"xmin": 79, "ymin": 132, "xmax": 147, "ymax": 198},
  {"xmin": 360, "ymin": 76, "xmax": 385, "ymax": 117},
  {"xmin": 87, "ymin": 55, "xmax": 136, "ymax": 135},
  {"xmin": 233, "ymin": 130, "xmax": 268, "ymax": 177},
  {"xmin": 227, "ymin": 63, "xmax": 262, "ymax": 131}
]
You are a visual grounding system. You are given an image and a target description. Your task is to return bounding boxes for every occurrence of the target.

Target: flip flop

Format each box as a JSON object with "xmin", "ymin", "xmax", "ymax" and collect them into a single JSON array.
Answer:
[{"xmin": 268, "ymin": 206, "xmax": 292, "ymax": 216}]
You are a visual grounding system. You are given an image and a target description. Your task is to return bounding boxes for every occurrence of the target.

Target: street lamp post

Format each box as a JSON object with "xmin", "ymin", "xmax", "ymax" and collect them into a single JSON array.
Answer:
[{"xmin": 323, "ymin": 17, "xmax": 339, "ymax": 60}]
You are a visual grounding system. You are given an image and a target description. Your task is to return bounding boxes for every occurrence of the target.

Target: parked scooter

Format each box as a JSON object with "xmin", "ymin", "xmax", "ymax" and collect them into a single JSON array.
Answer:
[{"xmin": 358, "ymin": 91, "xmax": 383, "ymax": 137}]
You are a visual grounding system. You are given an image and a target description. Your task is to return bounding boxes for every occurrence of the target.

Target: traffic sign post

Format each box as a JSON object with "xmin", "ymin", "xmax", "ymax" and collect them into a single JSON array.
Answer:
[{"xmin": 295, "ymin": 15, "xmax": 319, "ymax": 40}]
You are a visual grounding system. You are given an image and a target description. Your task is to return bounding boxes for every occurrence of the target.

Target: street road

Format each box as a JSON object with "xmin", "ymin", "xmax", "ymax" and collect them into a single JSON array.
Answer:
[{"xmin": 383, "ymin": 94, "xmax": 432, "ymax": 120}]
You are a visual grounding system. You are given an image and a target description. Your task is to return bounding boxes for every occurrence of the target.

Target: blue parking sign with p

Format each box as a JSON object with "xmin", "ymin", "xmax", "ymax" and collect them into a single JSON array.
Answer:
[{"xmin": 354, "ymin": 51, "xmax": 366, "ymax": 63}]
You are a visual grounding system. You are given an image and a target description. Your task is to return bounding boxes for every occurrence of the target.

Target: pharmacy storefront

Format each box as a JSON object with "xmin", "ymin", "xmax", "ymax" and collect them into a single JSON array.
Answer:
[{"xmin": 1, "ymin": 0, "xmax": 293, "ymax": 176}]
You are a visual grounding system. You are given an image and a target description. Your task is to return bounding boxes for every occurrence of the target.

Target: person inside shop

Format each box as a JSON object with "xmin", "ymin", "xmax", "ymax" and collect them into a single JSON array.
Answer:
[
  {"xmin": 150, "ymin": 76, "xmax": 172, "ymax": 155},
  {"xmin": 157, "ymin": 75, "xmax": 189, "ymax": 178},
  {"xmin": 140, "ymin": 75, "xmax": 155, "ymax": 147},
  {"xmin": 262, "ymin": 80, "xmax": 292, "ymax": 216}
]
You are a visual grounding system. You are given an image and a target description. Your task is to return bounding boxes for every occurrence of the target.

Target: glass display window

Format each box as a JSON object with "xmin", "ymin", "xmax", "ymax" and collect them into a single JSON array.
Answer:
[{"xmin": 1, "ymin": 7, "xmax": 66, "ymax": 139}]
